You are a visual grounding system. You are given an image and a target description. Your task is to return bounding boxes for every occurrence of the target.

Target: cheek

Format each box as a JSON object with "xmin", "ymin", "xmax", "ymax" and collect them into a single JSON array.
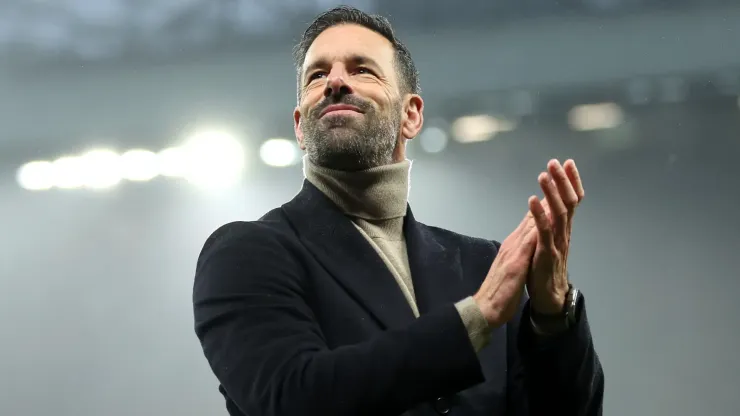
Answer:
[
  {"xmin": 377, "ymin": 88, "xmax": 399, "ymax": 112},
  {"xmin": 302, "ymin": 92, "xmax": 325, "ymax": 115},
  {"xmin": 305, "ymin": 84, "xmax": 325, "ymax": 100}
]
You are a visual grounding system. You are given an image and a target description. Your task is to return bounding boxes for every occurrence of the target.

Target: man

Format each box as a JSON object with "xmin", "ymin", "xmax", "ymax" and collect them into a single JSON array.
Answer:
[{"xmin": 193, "ymin": 6, "xmax": 604, "ymax": 416}]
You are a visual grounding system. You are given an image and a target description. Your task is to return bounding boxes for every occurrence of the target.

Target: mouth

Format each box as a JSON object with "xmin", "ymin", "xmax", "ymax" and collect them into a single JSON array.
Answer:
[{"xmin": 320, "ymin": 104, "xmax": 363, "ymax": 118}]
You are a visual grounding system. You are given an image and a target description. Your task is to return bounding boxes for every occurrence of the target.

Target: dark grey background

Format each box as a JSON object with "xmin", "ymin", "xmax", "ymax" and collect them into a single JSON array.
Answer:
[{"xmin": 0, "ymin": 1, "xmax": 738, "ymax": 415}]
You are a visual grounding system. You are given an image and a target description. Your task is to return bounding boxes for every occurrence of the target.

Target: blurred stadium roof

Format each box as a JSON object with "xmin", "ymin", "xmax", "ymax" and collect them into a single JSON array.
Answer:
[
  {"xmin": 0, "ymin": 0, "xmax": 736, "ymax": 62},
  {"xmin": 1, "ymin": 0, "xmax": 739, "ymax": 162}
]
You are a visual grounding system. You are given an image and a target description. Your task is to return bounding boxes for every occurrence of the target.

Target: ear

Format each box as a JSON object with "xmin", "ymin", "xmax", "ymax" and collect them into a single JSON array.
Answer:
[
  {"xmin": 293, "ymin": 106, "xmax": 306, "ymax": 150},
  {"xmin": 401, "ymin": 94, "xmax": 424, "ymax": 140}
]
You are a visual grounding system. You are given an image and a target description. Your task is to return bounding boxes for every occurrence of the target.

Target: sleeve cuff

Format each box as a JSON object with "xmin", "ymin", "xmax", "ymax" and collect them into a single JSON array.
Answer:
[
  {"xmin": 454, "ymin": 296, "xmax": 492, "ymax": 353},
  {"xmin": 529, "ymin": 312, "xmax": 569, "ymax": 337},
  {"xmin": 519, "ymin": 297, "xmax": 588, "ymax": 354}
]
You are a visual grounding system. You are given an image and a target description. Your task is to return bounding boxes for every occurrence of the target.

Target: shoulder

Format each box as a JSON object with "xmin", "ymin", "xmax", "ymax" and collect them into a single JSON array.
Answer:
[
  {"xmin": 193, "ymin": 208, "xmax": 306, "ymax": 298},
  {"xmin": 196, "ymin": 208, "xmax": 296, "ymax": 268}
]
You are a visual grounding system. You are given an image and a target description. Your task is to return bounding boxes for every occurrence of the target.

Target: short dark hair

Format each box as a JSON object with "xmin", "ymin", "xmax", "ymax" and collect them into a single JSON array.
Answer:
[{"xmin": 292, "ymin": 6, "xmax": 420, "ymax": 103}]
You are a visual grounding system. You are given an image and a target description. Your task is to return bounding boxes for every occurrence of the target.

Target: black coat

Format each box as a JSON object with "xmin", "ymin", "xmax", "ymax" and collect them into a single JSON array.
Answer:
[{"xmin": 193, "ymin": 181, "xmax": 604, "ymax": 416}]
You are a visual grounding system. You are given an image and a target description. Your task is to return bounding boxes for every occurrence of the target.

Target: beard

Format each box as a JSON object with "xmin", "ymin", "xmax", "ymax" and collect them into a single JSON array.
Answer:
[{"xmin": 301, "ymin": 95, "xmax": 402, "ymax": 171}]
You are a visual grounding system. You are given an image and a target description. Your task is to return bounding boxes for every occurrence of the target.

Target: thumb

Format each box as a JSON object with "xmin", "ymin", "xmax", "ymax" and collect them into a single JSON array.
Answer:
[
  {"xmin": 518, "ymin": 196, "xmax": 540, "ymax": 236},
  {"xmin": 513, "ymin": 211, "xmax": 533, "ymax": 236}
]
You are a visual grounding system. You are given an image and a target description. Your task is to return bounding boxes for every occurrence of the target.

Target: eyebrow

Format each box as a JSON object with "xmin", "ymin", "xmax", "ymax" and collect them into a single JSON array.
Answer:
[{"xmin": 303, "ymin": 54, "xmax": 383, "ymax": 82}]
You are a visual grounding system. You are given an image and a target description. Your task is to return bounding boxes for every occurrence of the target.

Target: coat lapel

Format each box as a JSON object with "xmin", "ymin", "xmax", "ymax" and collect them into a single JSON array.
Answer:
[
  {"xmin": 404, "ymin": 208, "xmax": 470, "ymax": 315},
  {"xmin": 282, "ymin": 181, "xmax": 417, "ymax": 330}
]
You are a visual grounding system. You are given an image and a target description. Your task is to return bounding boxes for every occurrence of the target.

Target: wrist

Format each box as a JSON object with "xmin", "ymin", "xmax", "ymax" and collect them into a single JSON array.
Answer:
[
  {"xmin": 530, "ymin": 285, "xmax": 581, "ymax": 335},
  {"xmin": 472, "ymin": 293, "xmax": 502, "ymax": 328},
  {"xmin": 530, "ymin": 287, "xmax": 569, "ymax": 315}
]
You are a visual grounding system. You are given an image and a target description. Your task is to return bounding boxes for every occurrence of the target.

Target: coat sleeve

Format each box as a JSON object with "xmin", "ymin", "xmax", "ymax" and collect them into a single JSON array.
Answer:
[
  {"xmin": 193, "ymin": 222, "xmax": 486, "ymax": 416},
  {"xmin": 506, "ymin": 291, "xmax": 605, "ymax": 416}
]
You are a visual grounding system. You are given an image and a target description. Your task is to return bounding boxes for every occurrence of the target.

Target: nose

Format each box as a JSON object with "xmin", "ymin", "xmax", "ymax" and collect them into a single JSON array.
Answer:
[{"xmin": 323, "ymin": 67, "xmax": 354, "ymax": 99}]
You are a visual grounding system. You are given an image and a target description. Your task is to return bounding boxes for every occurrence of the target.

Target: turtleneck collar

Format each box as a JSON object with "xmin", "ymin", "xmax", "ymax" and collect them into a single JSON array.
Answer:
[{"xmin": 303, "ymin": 155, "xmax": 411, "ymax": 221}]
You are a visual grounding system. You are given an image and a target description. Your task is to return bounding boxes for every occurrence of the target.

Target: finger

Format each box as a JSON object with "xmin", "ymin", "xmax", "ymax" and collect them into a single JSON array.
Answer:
[
  {"xmin": 516, "ymin": 196, "xmax": 539, "ymax": 240},
  {"xmin": 528, "ymin": 195, "xmax": 554, "ymax": 249},
  {"xmin": 520, "ymin": 207, "xmax": 539, "ymax": 254},
  {"xmin": 563, "ymin": 159, "xmax": 585, "ymax": 202},
  {"xmin": 539, "ymin": 196, "xmax": 551, "ymax": 219},
  {"xmin": 538, "ymin": 171, "xmax": 567, "ymax": 235},
  {"xmin": 506, "ymin": 200, "xmax": 538, "ymax": 246},
  {"xmin": 547, "ymin": 159, "xmax": 579, "ymax": 213},
  {"xmin": 538, "ymin": 197, "xmax": 556, "ymax": 236},
  {"xmin": 511, "ymin": 208, "xmax": 533, "ymax": 237}
]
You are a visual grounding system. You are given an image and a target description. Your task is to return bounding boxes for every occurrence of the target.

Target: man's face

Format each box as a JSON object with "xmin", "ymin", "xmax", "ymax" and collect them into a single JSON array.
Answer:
[{"xmin": 294, "ymin": 24, "xmax": 422, "ymax": 171}]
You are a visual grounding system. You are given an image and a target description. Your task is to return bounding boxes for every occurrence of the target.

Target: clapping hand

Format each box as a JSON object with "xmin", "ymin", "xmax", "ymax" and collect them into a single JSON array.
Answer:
[
  {"xmin": 526, "ymin": 159, "xmax": 585, "ymax": 315},
  {"xmin": 473, "ymin": 159, "xmax": 585, "ymax": 327}
]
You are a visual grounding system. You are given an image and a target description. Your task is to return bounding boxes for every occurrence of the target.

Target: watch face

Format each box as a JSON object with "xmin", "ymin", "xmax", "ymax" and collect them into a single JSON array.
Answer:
[
  {"xmin": 570, "ymin": 288, "xmax": 579, "ymax": 307},
  {"xmin": 567, "ymin": 288, "xmax": 583, "ymax": 324}
]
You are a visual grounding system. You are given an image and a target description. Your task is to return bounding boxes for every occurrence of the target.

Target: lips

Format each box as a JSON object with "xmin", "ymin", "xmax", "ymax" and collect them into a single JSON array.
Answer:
[{"xmin": 320, "ymin": 104, "xmax": 363, "ymax": 118}]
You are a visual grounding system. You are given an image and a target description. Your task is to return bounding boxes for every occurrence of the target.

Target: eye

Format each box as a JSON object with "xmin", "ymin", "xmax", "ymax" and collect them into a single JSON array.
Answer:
[
  {"xmin": 355, "ymin": 67, "xmax": 374, "ymax": 76},
  {"xmin": 307, "ymin": 71, "xmax": 327, "ymax": 82}
]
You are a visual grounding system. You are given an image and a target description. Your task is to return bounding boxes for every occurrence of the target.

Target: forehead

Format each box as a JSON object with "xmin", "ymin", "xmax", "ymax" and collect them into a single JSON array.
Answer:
[{"xmin": 303, "ymin": 24, "xmax": 396, "ymax": 72}]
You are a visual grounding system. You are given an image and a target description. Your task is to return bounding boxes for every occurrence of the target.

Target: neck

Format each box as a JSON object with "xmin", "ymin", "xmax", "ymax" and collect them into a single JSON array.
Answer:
[{"xmin": 303, "ymin": 155, "xmax": 411, "ymax": 220}]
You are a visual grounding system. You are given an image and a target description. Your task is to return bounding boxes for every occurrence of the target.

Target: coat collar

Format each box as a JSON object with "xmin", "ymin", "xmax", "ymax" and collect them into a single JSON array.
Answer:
[{"xmin": 282, "ymin": 181, "xmax": 468, "ymax": 330}]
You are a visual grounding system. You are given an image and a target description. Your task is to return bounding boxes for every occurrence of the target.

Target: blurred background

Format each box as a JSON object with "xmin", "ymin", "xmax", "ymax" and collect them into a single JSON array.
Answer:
[{"xmin": 1, "ymin": 0, "xmax": 739, "ymax": 415}]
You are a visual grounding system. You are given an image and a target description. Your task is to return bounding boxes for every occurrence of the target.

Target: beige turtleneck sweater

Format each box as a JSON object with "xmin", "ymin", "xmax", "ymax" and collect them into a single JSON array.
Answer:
[{"xmin": 304, "ymin": 156, "xmax": 491, "ymax": 352}]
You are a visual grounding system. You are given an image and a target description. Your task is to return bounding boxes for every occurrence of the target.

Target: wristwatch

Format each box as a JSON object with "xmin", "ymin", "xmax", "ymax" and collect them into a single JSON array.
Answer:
[{"xmin": 530, "ymin": 285, "xmax": 582, "ymax": 335}]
